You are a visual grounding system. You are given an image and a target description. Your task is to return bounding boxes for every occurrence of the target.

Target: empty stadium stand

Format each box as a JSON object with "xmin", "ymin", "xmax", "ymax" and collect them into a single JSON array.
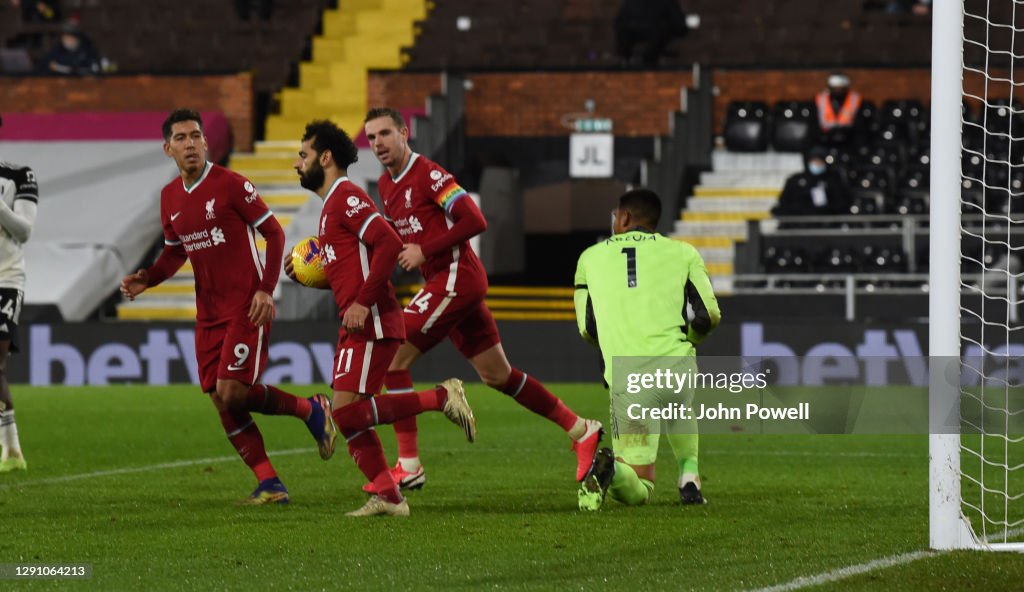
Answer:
[
  {"xmin": 402, "ymin": 0, "xmax": 932, "ymax": 70},
  {"xmin": 1, "ymin": 0, "xmax": 963, "ymax": 312},
  {"xmin": 0, "ymin": 0, "xmax": 327, "ymax": 94}
]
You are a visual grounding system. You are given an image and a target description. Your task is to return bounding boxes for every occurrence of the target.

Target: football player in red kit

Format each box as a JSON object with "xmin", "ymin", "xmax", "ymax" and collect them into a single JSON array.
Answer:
[
  {"xmin": 120, "ymin": 109, "xmax": 336, "ymax": 505},
  {"xmin": 363, "ymin": 108, "xmax": 603, "ymax": 492},
  {"xmin": 286, "ymin": 120, "xmax": 476, "ymax": 517}
]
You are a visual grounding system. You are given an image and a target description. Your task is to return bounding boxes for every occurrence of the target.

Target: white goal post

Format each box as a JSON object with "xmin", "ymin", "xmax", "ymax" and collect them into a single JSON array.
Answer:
[{"xmin": 930, "ymin": 0, "xmax": 1024, "ymax": 552}]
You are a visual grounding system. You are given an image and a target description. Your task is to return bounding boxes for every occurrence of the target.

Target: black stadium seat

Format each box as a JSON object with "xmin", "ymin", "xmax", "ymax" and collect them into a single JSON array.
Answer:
[
  {"xmin": 762, "ymin": 246, "xmax": 810, "ymax": 273},
  {"xmin": 847, "ymin": 166, "xmax": 894, "ymax": 213},
  {"xmin": 896, "ymin": 162, "xmax": 929, "ymax": 215},
  {"xmin": 816, "ymin": 247, "xmax": 858, "ymax": 272},
  {"xmin": 771, "ymin": 101, "xmax": 816, "ymax": 152},
  {"xmin": 858, "ymin": 100, "xmax": 880, "ymax": 139},
  {"xmin": 724, "ymin": 101, "xmax": 769, "ymax": 152}
]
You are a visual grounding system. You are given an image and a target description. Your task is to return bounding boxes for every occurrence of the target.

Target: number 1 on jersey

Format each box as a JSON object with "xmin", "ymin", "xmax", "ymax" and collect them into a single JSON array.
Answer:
[{"xmin": 621, "ymin": 247, "xmax": 638, "ymax": 288}]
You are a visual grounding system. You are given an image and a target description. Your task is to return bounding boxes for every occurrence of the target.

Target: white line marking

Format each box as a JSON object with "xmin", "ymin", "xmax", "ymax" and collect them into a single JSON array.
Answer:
[
  {"xmin": 983, "ymin": 525, "xmax": 1024, "ymax": 543},
  {"xmin": 704, "ymin": 449, "xmax": 919, "ymax": 459},
  {"xmin": 0, "ymin": 446, "xmax": 920, "ymax": 491},
  {"xmin": 746, "ymin": 551, "xmax": 932, "ymax": 592},
  {"xmin": 0, "ymin": 448, "xmax": 310, "ymax": 490}
]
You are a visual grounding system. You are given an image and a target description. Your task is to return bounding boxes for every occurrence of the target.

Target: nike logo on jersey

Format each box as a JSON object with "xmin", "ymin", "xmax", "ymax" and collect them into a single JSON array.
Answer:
[
  {"xmin": 170, "ymin": 212, "xmax": 181, "ymax": 221},
  {"xmin": 226, "ymin": 363, "xmax": 246, "ymax": 371},
  {"xmin": 334, "ymin": 372, "xmax": 348, "ymax": 379}
]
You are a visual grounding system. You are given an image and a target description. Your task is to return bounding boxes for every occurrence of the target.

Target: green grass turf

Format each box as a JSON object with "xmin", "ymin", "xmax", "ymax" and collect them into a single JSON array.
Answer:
[{"xmin": 0, "ymin": 384, "xmax": 1022, "ymax": 591}]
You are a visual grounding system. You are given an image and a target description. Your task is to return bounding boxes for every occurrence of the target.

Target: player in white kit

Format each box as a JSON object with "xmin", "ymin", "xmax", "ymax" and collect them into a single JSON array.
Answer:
[{"xmin": 0, "ymin": 114, "xmax": 39, "ymax": 473}]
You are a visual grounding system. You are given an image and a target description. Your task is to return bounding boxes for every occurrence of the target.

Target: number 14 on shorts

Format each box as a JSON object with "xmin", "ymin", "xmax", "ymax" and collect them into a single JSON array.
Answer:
[{"xmin": 405, "ymin": 291, "xmax": 432, "ymax": 314}]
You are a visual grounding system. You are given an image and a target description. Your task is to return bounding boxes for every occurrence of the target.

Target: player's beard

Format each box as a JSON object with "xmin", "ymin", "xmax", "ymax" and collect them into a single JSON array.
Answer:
[{"xmin": 300, "ymin": 160, "xmax": 325, "ymax": 192}]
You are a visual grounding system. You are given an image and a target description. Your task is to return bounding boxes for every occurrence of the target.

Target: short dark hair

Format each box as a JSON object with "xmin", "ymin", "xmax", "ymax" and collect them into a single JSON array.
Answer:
[
  {"xmin": 364, "ymin": 107, "xmax": 406, "ymax": 129},
  {"xmin": 302, "ymin": 120, "xmax": 358, "ymax": 169},
  {"xmin": 162, "ymin": 109, "xmax": 202, "ymax": 141},
  {"xmin": 619, "ymin": 188, "xmax": 662, "ymax": 227}
]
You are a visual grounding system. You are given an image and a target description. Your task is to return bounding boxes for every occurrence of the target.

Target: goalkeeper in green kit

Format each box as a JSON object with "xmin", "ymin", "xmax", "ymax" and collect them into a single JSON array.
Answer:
[{"xmin": 573, "ymin": 188, "xmax": 721, "ymax": 511}]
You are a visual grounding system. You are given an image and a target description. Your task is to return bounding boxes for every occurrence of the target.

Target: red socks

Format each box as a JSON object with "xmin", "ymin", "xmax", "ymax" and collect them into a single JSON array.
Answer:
[
  {"xmin": 500, "ymin": 368, "xmax": 579, "ymax": 432},
  {"xmin": 245, "ymin": 384, "xmax": 312, "ymax": 420},
  {"xmin": 218, "ymin": 409, "xmax": 276, "ymax": 481},
  {"xmin": 332, "ymin": 388, "xmax": 447, "ymax": 435},
  {"xmin": 343, "ymin": 427, "xmax": 401, "ymax": 504},
  {"xmin": 385, "ymin": 370, "xmax": 420, "ymax": 458}
]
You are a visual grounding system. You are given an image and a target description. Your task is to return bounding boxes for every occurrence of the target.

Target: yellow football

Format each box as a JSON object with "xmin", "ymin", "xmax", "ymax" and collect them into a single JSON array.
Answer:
[{"xmin": 289, "ymin": 236, "xmax": 329, "ymax": 289}]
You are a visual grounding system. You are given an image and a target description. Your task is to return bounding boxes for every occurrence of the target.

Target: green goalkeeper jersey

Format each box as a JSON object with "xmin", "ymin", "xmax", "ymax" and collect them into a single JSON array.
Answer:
[{"xmin": 574, "ymin": 229, "xmax": 721, "ymax": 385}]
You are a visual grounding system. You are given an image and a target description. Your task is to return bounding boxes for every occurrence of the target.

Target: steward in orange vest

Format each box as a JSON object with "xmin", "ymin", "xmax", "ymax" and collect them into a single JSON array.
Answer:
[{"xmin": 816, "ymin": 74, "xmax": 862, "ymax": 131}]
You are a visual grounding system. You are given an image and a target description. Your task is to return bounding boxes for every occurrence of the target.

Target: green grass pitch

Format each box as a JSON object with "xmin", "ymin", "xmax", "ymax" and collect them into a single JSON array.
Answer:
[{"xmin": 1, "ymin": 384, "xmax": 1023, "ymax": 591}]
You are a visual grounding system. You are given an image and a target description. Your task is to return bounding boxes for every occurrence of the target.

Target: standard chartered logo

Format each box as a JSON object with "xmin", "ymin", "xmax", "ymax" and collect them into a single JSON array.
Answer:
[{"xmin": 181, "ymin": 227, "xmax": 224, "ymax": 252}]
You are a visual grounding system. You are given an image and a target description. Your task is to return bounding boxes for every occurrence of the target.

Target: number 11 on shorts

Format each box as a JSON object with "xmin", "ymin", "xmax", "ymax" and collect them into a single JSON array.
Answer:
[{"xmin": 335, "ymin": 347, "xmax": 354, "ymax": 379}]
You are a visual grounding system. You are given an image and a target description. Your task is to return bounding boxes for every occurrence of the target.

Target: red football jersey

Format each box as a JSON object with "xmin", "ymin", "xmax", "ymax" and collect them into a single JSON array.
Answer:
[
  {"xmin": 318, "ymin": 177, "xmax": 404, "ymax": 341},
  {"xmin": 160, "ymin": 162, "xmax": 273, "ymax": 324},
  {"xmin": 377, "ymin": 153, "xmax": 487, "ymax": 291}
]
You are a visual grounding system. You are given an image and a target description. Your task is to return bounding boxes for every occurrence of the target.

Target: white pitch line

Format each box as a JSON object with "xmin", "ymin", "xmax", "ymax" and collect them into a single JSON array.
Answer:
[
  {"xmin": 705, "ymin": 449, "xmax": 919, "ymax": 459},
  {"xmin": 0, "ymin": 448, "xmax": 311, "ymax": 490},
  {"xmin": 746, "ymin": 551, "xmax": 933, "ymax": 592},
  {"xmin": 0, "ymin": 447, "xmax": 919, "ymax": 491},
  {"xmin": 983, "ymin": 525, "xmax": 1024, "ymax": 543}
]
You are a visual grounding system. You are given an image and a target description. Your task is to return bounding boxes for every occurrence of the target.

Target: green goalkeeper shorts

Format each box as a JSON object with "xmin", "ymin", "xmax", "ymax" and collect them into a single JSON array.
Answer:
[{"xmin": 609, "ymin": 357, "xmax": 698, "ymax": 466}]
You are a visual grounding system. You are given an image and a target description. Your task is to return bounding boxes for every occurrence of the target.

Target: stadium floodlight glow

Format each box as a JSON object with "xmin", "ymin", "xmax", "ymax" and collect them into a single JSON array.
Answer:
[{"xmin": 930, "ymin": 0, "xmax": 1024, "ymax": 552}]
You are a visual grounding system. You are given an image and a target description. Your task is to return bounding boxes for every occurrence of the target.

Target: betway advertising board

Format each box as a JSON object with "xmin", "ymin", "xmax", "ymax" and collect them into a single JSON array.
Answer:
[{"xmin": 12, "ymin": 321, "xmax": 1017, "ymax": 386}]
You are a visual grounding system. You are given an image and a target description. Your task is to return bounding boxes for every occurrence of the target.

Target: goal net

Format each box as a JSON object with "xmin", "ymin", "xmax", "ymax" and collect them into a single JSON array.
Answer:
[{"xmin": 931, "ymin": 0, "xmax": 1024, "ymax": 551}]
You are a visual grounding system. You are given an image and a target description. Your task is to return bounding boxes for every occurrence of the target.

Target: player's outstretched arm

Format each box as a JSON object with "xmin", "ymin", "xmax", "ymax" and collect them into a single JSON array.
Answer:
[
  {"xmin": 120, "ymin": 268, "xmax": 150, "ymax": 301},
  {"xmin": 130, "ymin": 243, "xmax": 187, "ymax": 297}
]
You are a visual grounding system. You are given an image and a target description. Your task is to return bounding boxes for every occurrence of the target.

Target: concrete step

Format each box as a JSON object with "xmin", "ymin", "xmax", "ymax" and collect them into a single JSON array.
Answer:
[
  {"xmin": 683, "ymin": 211, "xmax": 772, "ymax": 222},
  {"xmin": 295, "ymin": 63, "xmax": 371, "ymax": 91},
  {"xmin": 707, "ymin": 262, "xmax": 734, "ymax": 276},
  {"xmin": 700, "ymin": 171, "xmax": 791, "ymax": 187},
  {"xmin": 265, "ymin": 115, "xmax": 365, "ymax": 142},
  {"xmin": 693, "ymin": 186, "xmax": 778, "ymax": 198},
  {"xmin": 711, "ymin": 276, "xmax": 734, "ymax": 295},
  {"xmin": 232, "ymin": 170, "xmax": 307, "ymax": 186},
  {"xmin": 229, "ymin": 152, "xmax": 296, "ymax": 170},
  {"xmin": 312, "ymin": 38, "xmax": 349, "ymax": 62},
  {"xmin": 711, "ymin": 150, "xmax": 804, "ymax": 173},
  {"xmin": 686, "ymin": 197, "xmax": 776, "ymax": 212},
  {"xmin": 671, "ymin": 235, "xmax": 738, "ymax": 248},
  {"xmin": 117, "ymin": 300, "xmax": 196, "ymax": 321},
  {"xmin": 262, "ymin": 192, "xmax": 314, "ymax": 208},
  {"xmin": 146, "ymin": 280, "xmax": 197, "ymax": 297},
  {"xmin": 255, "ymin": 141, "xmax": 300, "ymax": 155},
  {"xmin": 673, "ymin": 221, "xmax": 748, "ymax": 237},
  {"xmin": 696, "ymin": 247, "xmax": 735, "ymax": 264}
]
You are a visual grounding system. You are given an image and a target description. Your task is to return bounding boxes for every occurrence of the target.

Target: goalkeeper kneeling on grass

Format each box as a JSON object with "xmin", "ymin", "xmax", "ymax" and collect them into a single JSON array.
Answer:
[{"xmin": 573, "ymin": 188, "xmax": 721, "ymax": 511}]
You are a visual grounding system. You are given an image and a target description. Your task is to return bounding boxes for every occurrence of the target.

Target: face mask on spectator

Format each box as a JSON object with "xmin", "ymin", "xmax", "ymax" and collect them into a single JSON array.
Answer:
[{"xmin": 808, "ymin": 161, "xmax": 826, "ymax": 176}]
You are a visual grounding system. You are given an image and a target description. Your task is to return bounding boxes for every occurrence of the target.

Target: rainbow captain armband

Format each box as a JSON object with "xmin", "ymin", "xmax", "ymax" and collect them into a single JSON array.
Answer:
[{"xmin": 435, "ymin": 183, "xmax": 468, "ymax": 212}]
